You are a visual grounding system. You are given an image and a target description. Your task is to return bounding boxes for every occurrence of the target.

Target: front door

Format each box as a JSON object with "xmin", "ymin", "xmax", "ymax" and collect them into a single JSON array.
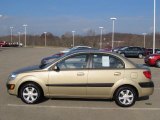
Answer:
[{"xmin": 48, "ymin": 54, "xmax": 89, "ymax": 97}]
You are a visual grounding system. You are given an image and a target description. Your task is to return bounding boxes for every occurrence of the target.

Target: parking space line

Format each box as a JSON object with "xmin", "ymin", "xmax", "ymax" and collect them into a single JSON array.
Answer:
[{"xmin": 7, "ymin": 104, "xmax": 160, "ymax": 111}]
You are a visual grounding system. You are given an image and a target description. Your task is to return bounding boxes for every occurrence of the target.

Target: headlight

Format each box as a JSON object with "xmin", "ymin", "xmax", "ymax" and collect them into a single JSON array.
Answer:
[{"xmin": 8, "ymin": 74, "xmax": 17, "ymax": 81}]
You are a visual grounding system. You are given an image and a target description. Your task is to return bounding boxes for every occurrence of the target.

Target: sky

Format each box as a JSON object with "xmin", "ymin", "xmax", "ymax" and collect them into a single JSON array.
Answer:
[{"xmin": 0, "ymin": 0, "xmax": 159, "ymax": 36}]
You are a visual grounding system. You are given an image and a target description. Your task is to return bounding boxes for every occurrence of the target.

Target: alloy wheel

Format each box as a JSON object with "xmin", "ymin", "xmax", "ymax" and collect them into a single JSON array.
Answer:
[
  {"xmin": 22, "ymin": 87, "xmax": 38, "ymax": 103},
  {"xmin": 118, "ymin": 89, "xmax": 134, "ymax": 105}
]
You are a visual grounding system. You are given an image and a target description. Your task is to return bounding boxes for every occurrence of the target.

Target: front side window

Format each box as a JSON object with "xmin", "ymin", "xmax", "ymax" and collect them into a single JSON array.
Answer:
[
  {"xmin": 92, "ymin": 54, "xmax": 124, "ymax": 69},
  {"xmin": 57, "ymin": 54, "xmax": 88, "ymax": 70}
]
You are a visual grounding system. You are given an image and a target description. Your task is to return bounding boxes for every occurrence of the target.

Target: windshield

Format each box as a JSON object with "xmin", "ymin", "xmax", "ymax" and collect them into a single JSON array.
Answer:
[{"xmin": 120, "ymin": 47, "xmax": 128, "ymax": 50}]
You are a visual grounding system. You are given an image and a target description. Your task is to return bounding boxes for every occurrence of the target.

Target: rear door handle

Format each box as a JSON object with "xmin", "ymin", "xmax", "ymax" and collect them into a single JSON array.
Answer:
[
  {"xmin": 77, "ymin": 72, "xmax": 84, "ymax": 76},
  {"xmin": 114, "ymin": 72, "xmax": 121, "ymax": 76}
]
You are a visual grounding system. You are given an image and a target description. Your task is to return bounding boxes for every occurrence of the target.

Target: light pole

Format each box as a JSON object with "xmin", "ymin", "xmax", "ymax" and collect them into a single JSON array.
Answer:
[
  {"xmin": 10, "ymin": 27, "xmax": 14, "ymax": 43},
  {"xmin": 153, "ymin": 0, "xmax": 156, "ymax": 54},
  {"xmin": 110, "ymin": 17, "xmax": 117, "ymax": 49},
  {"xmin": 23, "ymin": 24, "xmax": 28, "ymax": 47},
  {"xmin": 142, "ymin": 33, "xmax": 147, "ymax": 48},
  {"xmin": 72, "ymin": 31, "xmax": 75, "ymax": 47},
  {"xmin": 44, "ymin": 32, "xmax": 47, "ymax": 47},
  {"xmin": 99, "ymin": 27, "xmax": 103, "ymax": 49},
  {"xmin": 18, "ymin": 32, "xmax": 21, "ymax": 46}
]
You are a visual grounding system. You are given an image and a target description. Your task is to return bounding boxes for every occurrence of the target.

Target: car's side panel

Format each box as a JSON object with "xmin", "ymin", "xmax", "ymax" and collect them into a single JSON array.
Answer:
[
  {"xmin": 48, "ymin": 70, "xmax": 88, "ymax": 97},
  {"xmin": 10, "ymin": 71, "xmax": 49, "ymax": 96},
  {"xmin": 87, "ymin": 69, "xmax": 125, "ymax": 98}
]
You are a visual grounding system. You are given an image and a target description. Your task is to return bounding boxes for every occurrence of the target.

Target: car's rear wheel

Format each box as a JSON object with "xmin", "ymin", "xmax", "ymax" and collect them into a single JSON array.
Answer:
[
  {"xmin": 156, "ymin": 60, "xmax": 160, "ymax": 67},
  {"xmin": 20, "ymin": 83, "xmax": 43, "ymax": 104},
  {"xmin": 138, "ymin": 54, "xmax": 143, "ymax": 59},
  {"xmin": 114, "ymin": 86, "xmax": 136, "ymax": 107}
]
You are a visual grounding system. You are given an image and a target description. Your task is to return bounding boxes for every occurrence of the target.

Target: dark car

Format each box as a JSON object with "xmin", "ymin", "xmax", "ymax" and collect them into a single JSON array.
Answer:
[
  {"xmin": 61, "ymin": 46, "xmax": 97, "ymax": 53},
  {"xmin": 144, "ymin": 53, "xmax": 160, "ymax": 67},
  {"xmin": 112, "ymin": 46, "xmax": 127, "ymax": 52},
  {"xmin": 117, "ymin": 46, "xmax": 147, "ymax": 58},
  {"xmin": 40, "ymin": 52, "xmax": 64, "ymax": 66}
]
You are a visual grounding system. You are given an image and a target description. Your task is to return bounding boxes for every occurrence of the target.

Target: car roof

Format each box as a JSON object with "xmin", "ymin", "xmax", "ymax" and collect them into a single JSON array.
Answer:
[
  {"xmin": 64, "ymin": 49, "xmax": 121, "ymax": 57},
  {"xmin": 73, "ymin": 45, "xmax": 91, "ymax": 48}
]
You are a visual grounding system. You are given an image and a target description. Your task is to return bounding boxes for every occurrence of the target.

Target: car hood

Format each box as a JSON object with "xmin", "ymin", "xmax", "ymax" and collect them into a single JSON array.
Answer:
[
  {"xmin": 12, "ymin": 65, "xmax": 41, "ymax": 75},
  {"xmin": 61, "ymin": 49, "xmax": 70, "ymax": 53}
]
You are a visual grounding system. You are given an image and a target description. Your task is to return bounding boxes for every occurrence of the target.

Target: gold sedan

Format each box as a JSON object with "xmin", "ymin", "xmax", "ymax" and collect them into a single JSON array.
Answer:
[{"xmin": 6, "ymin": 50, "xmax": 154, "ymax": 107}]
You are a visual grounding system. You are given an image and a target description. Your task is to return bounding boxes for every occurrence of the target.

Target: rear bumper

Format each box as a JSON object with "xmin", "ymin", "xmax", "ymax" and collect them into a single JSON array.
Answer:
[
  {"xmin": 138, "ymin": 82, "xmax": 154, "ymax": 97},
  {"xmin": 139, "ymin": 82, "xmax": 154, "ymax": 88}
]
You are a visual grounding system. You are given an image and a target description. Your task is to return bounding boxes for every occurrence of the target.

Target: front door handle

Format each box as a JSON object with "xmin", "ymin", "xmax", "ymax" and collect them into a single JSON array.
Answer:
[
  {"xmin": 77, "ymin": 72, "xmax": 84, "ymax": 76},
  {"xmin": 114, "ymin": 72, "xmax": 121, "ymax": 76}
]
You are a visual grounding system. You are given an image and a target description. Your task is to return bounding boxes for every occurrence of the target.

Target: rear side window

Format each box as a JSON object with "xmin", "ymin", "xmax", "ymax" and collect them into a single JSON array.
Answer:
[{"xmin": 92, "ymin": 54, "xmax": 124, "ymax": 69}]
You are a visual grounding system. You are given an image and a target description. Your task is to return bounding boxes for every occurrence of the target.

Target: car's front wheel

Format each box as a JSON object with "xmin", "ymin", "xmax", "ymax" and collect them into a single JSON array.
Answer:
[
  {"xmin": 114, "ymin": 86, "xmax": 136, "ymax": 107},
  {"xmin": 20, "ymin": 83, "xmax": 43, "ymax": 104},
  {"xmin": 138, "ymin": 54, "xmax": 143, "ymax": 59}
]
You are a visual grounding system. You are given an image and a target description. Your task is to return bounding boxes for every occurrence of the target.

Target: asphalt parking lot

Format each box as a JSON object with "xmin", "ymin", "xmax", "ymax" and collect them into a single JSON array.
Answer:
[{"xmin": 0, "ymin": 47, "xmax": 160, "ymax": 120}]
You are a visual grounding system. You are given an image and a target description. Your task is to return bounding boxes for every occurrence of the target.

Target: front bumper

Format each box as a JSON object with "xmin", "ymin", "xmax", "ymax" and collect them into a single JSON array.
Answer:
[{"xmin": 6, "ymin": 82, "xmax": 18, "ymax": 96}]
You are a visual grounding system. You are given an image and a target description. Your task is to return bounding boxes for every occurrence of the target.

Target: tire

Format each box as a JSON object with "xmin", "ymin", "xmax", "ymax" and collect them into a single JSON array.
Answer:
[
  {"xmin": 114, "ymin": 86, "xmax": 136, "ymax": 107},
  {"xmin": 138, "ymin": 54, "xmax": 143, "ymax": 59},
  {"xmin": 20, "ymin": 83, "xmax": 43, "ymax": 104},
  {"xmin": 156, "ymin": 60, "xmax": 160, "ymax": 68}
]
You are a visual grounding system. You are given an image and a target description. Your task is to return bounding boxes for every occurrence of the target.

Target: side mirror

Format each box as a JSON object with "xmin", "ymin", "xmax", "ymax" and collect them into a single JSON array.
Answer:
[
  {"xmin": 53, "ymin": 65, "xmax": 60, "ymax": 71},
  {"xmin": 54, "ymin": 65, "xmax": 58, "ymax": 70}
]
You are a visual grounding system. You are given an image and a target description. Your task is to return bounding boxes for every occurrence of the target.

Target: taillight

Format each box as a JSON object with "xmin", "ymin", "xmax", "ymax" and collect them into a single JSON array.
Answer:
[{"xmin": 143, "ymin": 71, "xmax": 151, "ymax": 79}]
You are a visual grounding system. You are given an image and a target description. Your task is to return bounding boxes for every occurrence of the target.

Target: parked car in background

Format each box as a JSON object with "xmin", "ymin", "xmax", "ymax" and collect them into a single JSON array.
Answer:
[
  {"xmin": 144, "ymin": 53, "xmax": 160, "ymax": 67},
  {"xmin": 61, "ymin": 46, "xmax": 94, "ymax": 53},
  {"xmin": 40, "ymin": 52, "xmax": 64, "ymax": 66},
  {"xmin": 0, "ymin": 41, "xmax": 10, "ymax": 47},
  {"xmin": 112, "ymin": 46, "xmax": 127, "ymax": 52},
  {"xmin": 147, "ymin": 48, "xmax": 160, "ymax": 54},
  {"xmin": 117, "ymin": 46, "xmax": 148, "ymax": 58},
  {"xmin": 10, "ymin": 42, "xmax": 20, "ymax": 47},
  {"xmin": 100, "ymin": 48, "xmax": 112, "ymax": 52},
  {"xmin": 7, "ymin": 50, "xmax": 154, "ymax": 107},
  {"xmin": 0, "ymin": 41, "xmax": 23, "ymax": 47},
  {"xmin": 41, "ymin": 46, "xmax": 98, "ymax": 66}
]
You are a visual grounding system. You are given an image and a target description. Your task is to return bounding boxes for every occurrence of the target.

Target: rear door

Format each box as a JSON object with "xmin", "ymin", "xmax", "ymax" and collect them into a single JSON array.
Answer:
[{"xmin": 87, "ymin": 53, "xmax": 125, "ymax": 98}]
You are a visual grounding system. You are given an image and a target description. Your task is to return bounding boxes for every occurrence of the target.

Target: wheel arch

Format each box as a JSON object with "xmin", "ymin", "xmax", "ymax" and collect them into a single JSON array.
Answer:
[
  {"xmin": 113, "ymin": 84, "xmax": 139, "ymax": 100},
  {"xmin": 18, "ymin": 81, "xmax": 44, "ymax": 97}
]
